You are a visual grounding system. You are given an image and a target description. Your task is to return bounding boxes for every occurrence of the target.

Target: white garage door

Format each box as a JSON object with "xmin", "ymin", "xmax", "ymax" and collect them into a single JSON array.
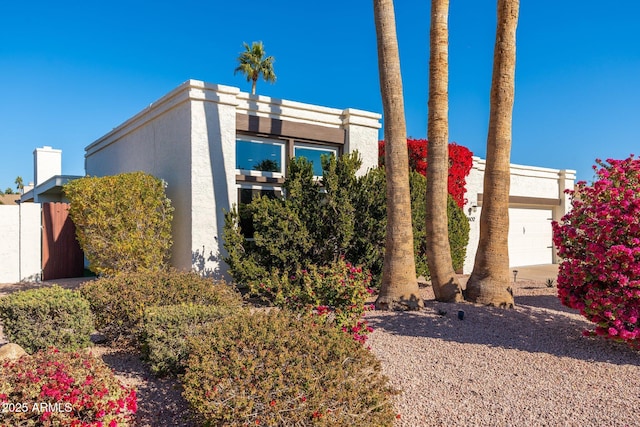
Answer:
[{"xmin": 508, "ymin": 208, "xmax": 553, "ymax": 267}]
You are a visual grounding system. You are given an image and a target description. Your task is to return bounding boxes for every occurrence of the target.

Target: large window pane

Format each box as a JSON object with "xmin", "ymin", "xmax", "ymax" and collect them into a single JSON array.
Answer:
[
  {"xmin": 294, "ymin": 146, "xmax": 336, "ymax": 176},
  {"xmin": 236, "ymin": 139, "xmax": 284, "ymax": 173}
]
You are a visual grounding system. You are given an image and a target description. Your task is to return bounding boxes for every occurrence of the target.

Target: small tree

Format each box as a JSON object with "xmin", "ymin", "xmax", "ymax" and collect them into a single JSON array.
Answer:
[
  {"xmin": 64, "ymin": 172, "xmax": 174, "ymax": 276},
  {"xmin": 234, "ymin": 41, "xmax": 276, "ymax": 95}
]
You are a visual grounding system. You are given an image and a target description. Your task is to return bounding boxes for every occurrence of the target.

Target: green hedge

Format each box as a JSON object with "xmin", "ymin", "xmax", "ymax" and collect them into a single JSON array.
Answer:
[
  {"xmin": 182, "ymin": 309, "xmax": 397, "ymax": 426},
  {"xmin": 79, "ymin": 270, "xmax": 243, "ymax": 347},
  {"xmin": 0, "ymin": 286, "xmax": 94, "ymax": 353},
  {"xmin": 141, "ymin": 303, "xmax": 237, "ymax": 376}
]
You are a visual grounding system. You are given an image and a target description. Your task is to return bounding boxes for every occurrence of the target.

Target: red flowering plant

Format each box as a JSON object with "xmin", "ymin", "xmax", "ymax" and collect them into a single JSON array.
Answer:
[
  {"xmin": 252, "ymin": 258, "xmax": 375, "ymax": 344},
  {"xmin": 552, "ymin": 156, "xmax": 640, "ymax": 348},
  {"xmin": 0, "ymin": 348, "xmax": 137, "ymax": 426},
  {"xmin": 378, "ymin": 138, "xmax": 473, "ymax": 208}
]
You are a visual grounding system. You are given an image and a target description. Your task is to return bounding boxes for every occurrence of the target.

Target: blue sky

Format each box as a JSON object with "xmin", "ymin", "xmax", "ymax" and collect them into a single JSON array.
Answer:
[{"xmin": 1, "ymin": 0, "xmax": 639, "ymax": 190}]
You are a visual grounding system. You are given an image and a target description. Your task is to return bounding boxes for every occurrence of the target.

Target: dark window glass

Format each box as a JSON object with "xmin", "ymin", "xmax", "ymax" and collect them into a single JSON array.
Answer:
[
  {"xmin": 237, "ymin": 188, "xmax": 280, "ymax": 238},
  {"xmin": 236, "ymin": 139, "xmax": 283, "ymax": 173}
]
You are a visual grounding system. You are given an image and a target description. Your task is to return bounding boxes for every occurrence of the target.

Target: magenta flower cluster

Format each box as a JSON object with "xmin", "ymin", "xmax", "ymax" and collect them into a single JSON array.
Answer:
[
  {"xmin": 0, "ymin": 348, "xmax": 137, "ymax": 426},
  {"xmin": 552, "ymin": 156, "xmax": 640, "ymax": 347}
]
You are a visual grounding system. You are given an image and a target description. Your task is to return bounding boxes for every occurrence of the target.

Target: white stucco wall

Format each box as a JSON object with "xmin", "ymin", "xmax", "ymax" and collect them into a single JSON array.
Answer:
[
  {"xmin": 462, "ymin": 157, "xmax": 576, "ymax": 273},
  {"xmin": 85, "ymin": 83, "xmax": 194, "ymax": 271},
  {"xmin": 34, "ymin": 146, "xmax": 62, "ymax": 187},
  {"xmin": 189, "ymin": 83, "xmax": 240, "ymax": 277},
  {"xmin": 0, "ymin": 203, "xmax": 42, "ymax": 283},
  {"xmin": 342, "ymin": 108, "xmax": 381, "ymax": 175}
]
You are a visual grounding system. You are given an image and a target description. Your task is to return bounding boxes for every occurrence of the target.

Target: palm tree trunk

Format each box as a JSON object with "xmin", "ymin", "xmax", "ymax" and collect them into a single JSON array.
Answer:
[
  {"xmin": 464, "ymin": 0, "xmax": 519, "ymax": 308},
  {"xmin": 426, "ymin": 0, "xmax": 464, "ymax": 303},
  {"xmin": 373, "ymin": 0, "xmax": 423, "ymax": 311},
  {"xmin": 251, "ymin": 78, "xmax": 257, "ymax": 95}
]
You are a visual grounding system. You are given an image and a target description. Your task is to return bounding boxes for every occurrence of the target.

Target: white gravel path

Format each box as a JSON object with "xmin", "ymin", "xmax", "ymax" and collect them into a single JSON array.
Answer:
[{"xmin": 366, "ymin": 281, "xmax": 640, "ymax": 427}]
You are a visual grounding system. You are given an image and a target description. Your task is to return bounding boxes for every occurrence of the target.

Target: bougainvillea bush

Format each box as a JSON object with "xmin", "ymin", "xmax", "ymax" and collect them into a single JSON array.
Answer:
[
  {"xmin": 378, "ymin": 138, "xmax": 473, "ymax": 208},
  {"xmin": 0, "ymin": 348, "xmax": 137, "ymax": 426},
  {"xmin": 552, "ymin": 156, "xmax": 640, "ymax": 347}
]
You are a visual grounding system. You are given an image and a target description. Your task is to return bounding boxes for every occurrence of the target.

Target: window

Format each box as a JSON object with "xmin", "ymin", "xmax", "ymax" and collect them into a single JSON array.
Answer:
[
  {"xmin": 236, "ymin": 138, "xmax": 285, "ymax": 175},
  {"xmin": 294, "ymin": 144, "xmax": 338, "ymax": 177}
]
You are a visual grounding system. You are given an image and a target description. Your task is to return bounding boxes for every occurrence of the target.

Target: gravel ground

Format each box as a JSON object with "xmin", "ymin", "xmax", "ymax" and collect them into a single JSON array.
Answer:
[
  {"xmin": 2, "ymin": 278, "xmax": 639, "ymax": 426},
  {"xmin": 367, "ymin": 280, "xmax": 640, "ymax": 427}
]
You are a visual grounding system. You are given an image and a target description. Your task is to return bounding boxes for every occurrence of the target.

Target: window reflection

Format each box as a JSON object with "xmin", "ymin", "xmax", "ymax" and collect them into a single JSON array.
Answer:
[
  {"xmin": 294, "ymin": 146, "xmax": 336, "ymax": 176},
  {"xmin": 236, "ymin": 139, "xmax": 283, "ymax": 173}
]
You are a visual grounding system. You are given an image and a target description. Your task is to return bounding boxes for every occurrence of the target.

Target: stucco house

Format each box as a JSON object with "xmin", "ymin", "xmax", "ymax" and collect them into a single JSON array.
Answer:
[
  {"xmin": 84, "ymin": 80, "xmax": 380, "ymax": 277},
  {"xmin": 83, "ymin": 79, "xmax": 575, "ymax": 278}
]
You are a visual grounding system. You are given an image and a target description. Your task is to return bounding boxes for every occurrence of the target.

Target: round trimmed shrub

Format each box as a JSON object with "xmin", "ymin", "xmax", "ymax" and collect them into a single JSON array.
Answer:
[
  {"xmin": 141, "ymin": 303, "xmax": 238, "ymax": 376},
  {"xmin": 182, "ymin": 309, "xmax": 397, "ymax": 427},
  {"xmin": 79, "ymin": 270, "xmax": 243, "ymax": 347},
  {"xmin": 0, "ymin": 348, "xmax": 137, "ymax": 426},
  {"xmin": 552, "ymin": 156, "xmax": 640, "ymax": 347},
  {"xmin": 0, "ymin": 285, "xmax": 94, "ymax": 354},
  {"xmin": 64, "ymin": 171, "xmax": 174, "ymax": 276}
]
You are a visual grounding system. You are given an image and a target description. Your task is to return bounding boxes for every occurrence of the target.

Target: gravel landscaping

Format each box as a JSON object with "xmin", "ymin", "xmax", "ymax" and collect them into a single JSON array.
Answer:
[{"xmin": 2, "ymin": 277, "xmax": 639, "ymax": 426}]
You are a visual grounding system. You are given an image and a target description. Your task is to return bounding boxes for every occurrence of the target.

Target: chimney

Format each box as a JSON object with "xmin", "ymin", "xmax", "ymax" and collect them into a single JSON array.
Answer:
[{"xmin": 34, "ymin": 146, "xmax": 62, "ymax": 186}]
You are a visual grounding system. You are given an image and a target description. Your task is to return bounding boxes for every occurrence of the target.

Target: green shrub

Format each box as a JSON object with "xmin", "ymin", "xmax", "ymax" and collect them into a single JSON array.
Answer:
[
  {"xmin": 181, "ymin": 309, "xmax": 397, "ymax": 426},
  {"xmin": 0, "ymin": 348, "xmax": 137, "ymax": 426},
  {"xmin": 141, "ymin": 303, "xmax": 238, "ymax": 376},
  {"xmin": 0, "ymin": 286, "xmax": 94, "ymax": 354},
  {"xmin": 79, "ymin": 270, "xmax": 243, "ymax": 347},
  {"xmin": 409, "ymin": 171, "xmax": 470, "ymax": 278},
  {"xmin": 224, "ymin": 156, "xmax": 470, "ymax": 289},
  {"xmin": 250, "ymin": 258, "xmax": 372, "ymax": 331},
  {"xmin": 64, "ymin": 171, "xmax": 174, "ymax": 276}
]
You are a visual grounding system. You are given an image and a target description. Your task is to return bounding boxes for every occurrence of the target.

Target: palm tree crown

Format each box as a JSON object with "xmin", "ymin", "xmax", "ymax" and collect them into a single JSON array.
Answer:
[{"xmin": 234, "ymin": 41, "xmax": 276, "ymax": 95}]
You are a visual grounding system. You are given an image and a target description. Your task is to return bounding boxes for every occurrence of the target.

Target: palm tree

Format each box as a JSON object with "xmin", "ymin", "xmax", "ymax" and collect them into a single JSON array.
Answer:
[
  {"xmin": 234, "ymin": 41, "xmax": 276, "ymax": 95},
  {"xmin": 426, "ymin": 0, "xmax": 464, "ymax": 303},
  {"xmin": 464, "ymin": 0, "xmax": 520, "ymax": 307},
  {"xmin": 15, "ymin": 176, "xmax": 24, "ymax": 192},
  {"xmin": 373, "ymin": 0, "xmax": 423, "ymax": 311}
]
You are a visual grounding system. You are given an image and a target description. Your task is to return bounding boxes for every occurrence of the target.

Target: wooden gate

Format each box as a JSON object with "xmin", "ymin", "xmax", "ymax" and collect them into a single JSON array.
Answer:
[{"xmin": 42, "ymin": 202, "xmax": 84, "ymax": 280}]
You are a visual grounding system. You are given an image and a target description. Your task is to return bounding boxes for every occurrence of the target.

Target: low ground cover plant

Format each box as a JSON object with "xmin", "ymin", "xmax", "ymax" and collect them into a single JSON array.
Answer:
[
  {"xmin": 0, "ymin": 348, "xmax": 137, "ymax": 426},
  {"xmin": 79, "ymin": 270, "xmax": 243, "ymax": 347},
  {"xmin": 181, "ymin": 309, "xmax": 397, "ymax": 427},
  {"xmin": 0, "ymin": 286, "xmax": 93, "ymax": 354},
  {"xmin": 64, "ymin": 171, "xmax": 174, "ymax": 276},
  {"xmin": 553, "ymin": 156, "xmax": 640, "ymax": 347},
  {"xmin": 141, "ymin": 303, "xmax": 237, "ymax": 376}
]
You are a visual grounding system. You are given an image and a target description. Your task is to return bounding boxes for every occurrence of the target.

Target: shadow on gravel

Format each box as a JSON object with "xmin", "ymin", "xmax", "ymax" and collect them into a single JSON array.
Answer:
[
  {"xmin": 366, "ymin": 299, "xmax": 640, "ymax": 366},
  {"xmin": 515, "ymin": 294, "xmax": 577, "ymax": 314},
  {"xmin": 97, "ymin": 349, "xmax": 196, "ymax": 427}
]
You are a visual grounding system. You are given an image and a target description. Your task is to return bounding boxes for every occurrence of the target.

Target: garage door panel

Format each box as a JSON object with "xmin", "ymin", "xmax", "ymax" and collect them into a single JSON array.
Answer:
[{"xmin": 508, "ymin": 208, "xmax": 553, "ymax": 267}]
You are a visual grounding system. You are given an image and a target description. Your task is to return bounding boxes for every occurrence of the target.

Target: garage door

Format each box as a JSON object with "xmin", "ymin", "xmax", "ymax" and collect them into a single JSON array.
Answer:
[{"xmin": 508, "ymin": 208, "xmax": 553, "ymax": 267}]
